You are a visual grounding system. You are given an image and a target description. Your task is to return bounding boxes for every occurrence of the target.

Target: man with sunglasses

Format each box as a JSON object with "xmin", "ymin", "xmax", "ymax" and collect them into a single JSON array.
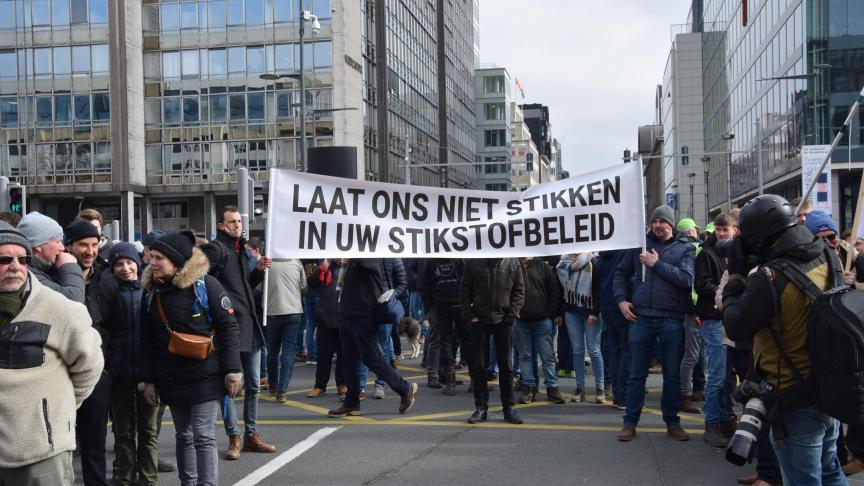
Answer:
[
  {"xmin": 804, "ymin": 210, "xmax": 861, "ymax": 287},
  {"xmin": 16, "ymin": 212, "xmax": 84, "ymax": 304},
  {"xmin": 0, "ymin": 221, "xmax": 104, "ymax": 485}
]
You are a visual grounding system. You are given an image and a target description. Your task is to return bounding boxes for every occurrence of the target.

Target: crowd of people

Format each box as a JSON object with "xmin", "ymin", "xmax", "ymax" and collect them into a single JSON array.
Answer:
[{"xmin": 0, "ymin": 195, "xmax": 861, "ymax": 485}]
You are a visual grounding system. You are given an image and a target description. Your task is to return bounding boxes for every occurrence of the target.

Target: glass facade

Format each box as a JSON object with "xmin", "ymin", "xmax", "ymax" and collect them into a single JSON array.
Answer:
[
  {"xmin": 142, "ymin": 0, "xmax": 334, "ymax": 183},
  {"xmin": 0, "ymin": 0, "xmax": 111, "ymax": 184}
]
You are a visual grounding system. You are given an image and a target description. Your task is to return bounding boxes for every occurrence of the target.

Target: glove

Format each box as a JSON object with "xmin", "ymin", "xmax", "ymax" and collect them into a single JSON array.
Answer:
[
  {"xmin": 224, "ymin": 373, "xmax": 244, "ymax": 398},
  {"xmin": 503, "ymin": 316, "xmax": 517, "ymax": 326},
  {"xmin": 727, "ymin": 254, "xmax": 757, "ymax": 277},
  {"xmin": 139, "ymin": 383, "xmax": 158, "ymax": 407}
]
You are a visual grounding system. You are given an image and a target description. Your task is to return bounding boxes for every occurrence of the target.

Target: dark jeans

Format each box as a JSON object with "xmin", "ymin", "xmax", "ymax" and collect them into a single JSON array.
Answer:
[
  {"xmin": 467, "ymin": 322, "xmax": 515, "ymax": 409},
  {"xmin": 624, "ymin": 317, "xmax": 683, "ymax": 426},
  {"xmin": 266, "ymin": 314, "xmax": 303, "ymax": 393},
  {"xmin": 390, "ymin": 323, "xmax": 402, "ymax": 357},
  {"xmin": 315, "ymin": 327, "xmax": 345, "ymax": 390},
  {"xmin": 425, "ymin": 304, "xmax": 465, "ymax": 379},
  {"xmin": 341, "ymin": 316, "xmax": 410, "ymax": 408},
  {"xmin": 111, "ymin": 380, "xmax": 158, "ymax": 486},
  {"xmin": 556, "ymin": 323, "xmax": 573, "ymax": 372},
  {"xmin": 602, "ymin": 311, "xmax": 630, "ymax": 405},
  {"xmin": 77, "ymin": 371, "xmax": 112, "ymax": 486},
  {"xmin": 848, "ymin": 423, "xmax": 864, "ymax": 459}
]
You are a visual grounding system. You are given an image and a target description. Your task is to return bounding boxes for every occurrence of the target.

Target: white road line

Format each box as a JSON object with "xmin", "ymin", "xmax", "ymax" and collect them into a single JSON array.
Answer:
[{"xmin": 234, "ymin": 427, "xmax": 341, "ymax": 486}]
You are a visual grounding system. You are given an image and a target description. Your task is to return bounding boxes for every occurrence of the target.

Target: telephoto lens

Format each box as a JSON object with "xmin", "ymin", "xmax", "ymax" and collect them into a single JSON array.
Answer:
[{"xmin": 726, "ymin": 398, "xmax": 768, "ymax": 466}]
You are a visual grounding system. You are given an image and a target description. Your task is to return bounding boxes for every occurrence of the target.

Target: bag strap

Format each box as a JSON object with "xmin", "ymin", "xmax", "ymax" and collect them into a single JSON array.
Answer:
[
  {"xmin": 155, "ymin": 292, "xmax": 173, "ymax": 335},
  {"xmin": 769, "ymin": 258, "xmax": 824, "ymax": 302},
  {"xmin": 193, "ymin": 279, "xmax": 213, "ymax": 323},
  {"xmin": 764, "ymin": 268, "xmax": 808, "ymax": 387}
]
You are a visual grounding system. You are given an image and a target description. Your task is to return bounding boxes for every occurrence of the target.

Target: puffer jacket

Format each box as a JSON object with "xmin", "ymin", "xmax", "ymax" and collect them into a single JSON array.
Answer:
[
  {"xmin": 383, "ymin": 258, "xmax": 408, "ymax": 300},
  {"xmin": 98, "ymin": 274, "xmax": 143, "ymax": 383},
  {"xmin": 694, "ymin": 234, "xmax": 726, "ymax": 320},
  {"xmin": 460, "ymin": 258, "xmax": 525, "ymax": 325},
  {"xmin": 139, "ymin": 247, "xmax": 242, "ymax": 406},
  {"xmin": 613, "ymin": 231, "xmax": 695, "ymax": 321},
  {"xmin": 519, "ymin": 258, "xmax": 562, "ymax": 321}
]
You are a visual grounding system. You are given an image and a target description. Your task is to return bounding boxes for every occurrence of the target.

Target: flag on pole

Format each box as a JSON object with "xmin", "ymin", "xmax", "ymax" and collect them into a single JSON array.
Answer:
[
  {"xmin": 515, "ymin": 78, "xmax": 525, "ymax": 99},
  {"xmin": 742, "ymin": 0, "xmax": 748, "ymax": 26}
]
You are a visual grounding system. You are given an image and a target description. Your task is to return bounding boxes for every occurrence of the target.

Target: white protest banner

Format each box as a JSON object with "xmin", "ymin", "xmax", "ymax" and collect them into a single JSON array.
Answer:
[
  {"xmin": 265, "ymin": 161, "xmax": 646, "ymax": 259},
  {"xmin": 802, "ymin": 145, "xmax": 832, "ymax": 217}
]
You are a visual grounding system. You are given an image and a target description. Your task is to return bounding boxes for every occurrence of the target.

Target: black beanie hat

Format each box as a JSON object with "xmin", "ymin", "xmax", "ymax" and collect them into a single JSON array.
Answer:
[
  {"xmin": 142, "ymin": 230, "xmax": 167, "ymax": 248},
  {"xmin": 150, "ymin": 231, "xmax": 197, "ymax": 268},
  {"xmin": 64, "ymin": 220, "xmax": 101, "ymax": 245},
  {"xmin": 108, "ymin": 242, "xmax": 142, "ymax": 269}
]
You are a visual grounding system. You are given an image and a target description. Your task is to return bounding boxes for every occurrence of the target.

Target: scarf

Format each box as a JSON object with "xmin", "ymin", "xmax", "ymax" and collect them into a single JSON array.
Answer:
[
  {"xmin": 556, "ymin": 254, "xmax": 593, "ymax": 309},
  {"xmin": 0, "ymin": 284, "xmax": 26, "ymax": 327}
]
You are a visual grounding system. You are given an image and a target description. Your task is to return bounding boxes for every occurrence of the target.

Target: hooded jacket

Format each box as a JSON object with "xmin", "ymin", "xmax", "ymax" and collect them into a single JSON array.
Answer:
[
  {"xmin": 97, "ymin": 273, "xmax": 143, "ymax": 383},
  {"xmin": 460, "ymin": 258, "xmax": 525, "ymax": 325},
  {"xmin": 694, "ymin": 233, "xmax": 727, "ymax": 320},
  {"xmin": 139, "ymin": 247, "xmax": 242, "ymax": 406},
  {"xmin": 29, "ymin": 256, "xmax": 85, "ymax": 304},
  {"xmin": 309, "ymin": 261, "xmax": 346, "ymax": 329},
  {"xmin": 418, "ymin": 258, "xmax": 463, "ymax": 311},
  {"xmin": 0, "ymin": 276, "xmax": 103, "ymax": 468},
  {"xmin": 722, "ymin": 224, "xmax": 835, "ymax": 390},
  {"xmin": 201, "ymin": 230, "xmax": 265, "ymax": 352},
  {"xmin": 519, "ymin": 258, "xmax": 563, "ymax": 321},
  {"xmin": 613, "ymin": 231, "xmax": 695, "ymax": 321}
]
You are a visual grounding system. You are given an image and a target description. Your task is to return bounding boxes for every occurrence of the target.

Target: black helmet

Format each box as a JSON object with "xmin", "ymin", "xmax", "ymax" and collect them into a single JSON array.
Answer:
[{"xmin": 738, "ymin": 194, "xmax": 796, "ymax": 255}]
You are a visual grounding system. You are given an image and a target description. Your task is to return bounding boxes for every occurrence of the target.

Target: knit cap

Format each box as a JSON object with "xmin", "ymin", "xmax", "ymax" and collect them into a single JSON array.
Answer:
[
  {"xmin": 0, "ymin": 221, "xmax": 31, "ymax": 255},
  {"xmin": 142, "ymin": 230, "xmax": 167, "ymax": 248},
  {"xmin": 150, "ymin": 231, "xmax": 196, "ymax": 268},
  {"xmin": 650, "ymin": 206, "xmax": 676, "ymax": 227},
  {"xmin": 17, "ymin": 212, "xmax": 63, "ymax": 248},
  {"xmin": 63, "ymin": 220, "xmax": 101, "ymax": 245},
  {"xmin": 108, "ymin": 242, "xmax": 142, "ymax": 269},
  {"xmin": 804, "ymin": 210, "xmax": 839, "ymax": 236}
]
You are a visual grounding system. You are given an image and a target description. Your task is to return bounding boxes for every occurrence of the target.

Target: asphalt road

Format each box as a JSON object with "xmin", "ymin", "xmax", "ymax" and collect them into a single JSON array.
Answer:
[{"xmin": 75, "ymin": 352, "xmax": 864, "ymax": 485}]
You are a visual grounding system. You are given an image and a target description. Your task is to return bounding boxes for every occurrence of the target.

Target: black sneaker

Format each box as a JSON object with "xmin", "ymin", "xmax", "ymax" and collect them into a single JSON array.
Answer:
[
  {"xmin": 518, "ymin": 388, "xmax": 535, "ymax": 404},
  {"xmin": 443, "ymin": 382, "xmax": 457, "ymax": 396},
  {"xmin": 328, "ymin": 406, "xmax": 361, "ymax": 417},
  {"xmin": 546, "ymin": 387, "xmax": 565, "ymax": 404},
  {"xmin": 503, "ymin": 406, "xmax": 524, "ymax": 424},
  {"xmin": 399, "ymin": 383, "xmax": 419, "ymax": 414},
  {"xmin": 427, "ymin": 376, "xmax": 442, "ymax": 389},
  {"xmin": 157, "ymin": 459, "xmax": 176, "ymax": 473},
  {"xmin": 467, "ymin": 408, "xmax": 487, "ymax": 424}
]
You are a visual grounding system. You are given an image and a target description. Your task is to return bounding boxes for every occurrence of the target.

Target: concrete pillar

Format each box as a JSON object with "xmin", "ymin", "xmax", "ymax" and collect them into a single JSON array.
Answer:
[
  {"xmin": 140, "ymin": 194, "xmax": 153, "ymax": 237},
  {"xmin": 203, "ymin": 192, "xmax": 218, "ymax": 240},
  {"xmin": 120, "ymin": 191, "xmax": 135, "ymax": 242}
]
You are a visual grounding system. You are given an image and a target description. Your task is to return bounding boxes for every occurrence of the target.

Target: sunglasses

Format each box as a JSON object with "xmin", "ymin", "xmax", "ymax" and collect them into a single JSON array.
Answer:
[
  {"xmin": 0, "ymin": 255, "xmax": 31, "ymax": 265},
  {"xmin": 821, "ymin": 234, "xmax": 837, "ymax": 242}
]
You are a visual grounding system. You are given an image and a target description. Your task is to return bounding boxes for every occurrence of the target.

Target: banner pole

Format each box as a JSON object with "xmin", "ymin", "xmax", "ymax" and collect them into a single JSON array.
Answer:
[
  {"xmin": 638, "ymin": 156, "xmax": 647, "ymax": 282},
  {"xmin": 849, "ymin": 174, "xmax": 864, "ymax": 273},
  {"xmin": 261, "ymin": 168, "xmax": 277, "ymax": 328}
]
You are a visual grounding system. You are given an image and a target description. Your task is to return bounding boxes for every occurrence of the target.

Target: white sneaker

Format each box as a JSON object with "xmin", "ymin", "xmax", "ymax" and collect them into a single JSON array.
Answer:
[
  {"xmin": 571, "ymin": 388, "xmax": 586, "ymax": 402},
  {"xmin": 374, "ymin": 384, "xmax": 385, "ymax": 399},
  {"xmin": 595, "ymin": 391, "xmax": 606, "ymax": 404}
]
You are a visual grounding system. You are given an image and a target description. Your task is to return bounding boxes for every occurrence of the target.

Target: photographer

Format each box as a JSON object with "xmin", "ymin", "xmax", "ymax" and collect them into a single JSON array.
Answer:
[{"xmin": 722, "ymin": 195, "xmax": 847, "ymax": 486}]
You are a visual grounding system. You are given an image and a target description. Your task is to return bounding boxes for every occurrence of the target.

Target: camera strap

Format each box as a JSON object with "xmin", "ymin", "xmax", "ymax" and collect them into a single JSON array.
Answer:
[{"xmin": 762, "ymin": 264, "xmax": 809, "ymax": 389}]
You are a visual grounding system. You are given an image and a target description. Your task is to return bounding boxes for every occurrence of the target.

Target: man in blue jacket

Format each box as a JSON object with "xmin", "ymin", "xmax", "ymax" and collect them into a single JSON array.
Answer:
[{"xmin": 613, "ymin": 206, "xmax": 695, "ymax": 442}]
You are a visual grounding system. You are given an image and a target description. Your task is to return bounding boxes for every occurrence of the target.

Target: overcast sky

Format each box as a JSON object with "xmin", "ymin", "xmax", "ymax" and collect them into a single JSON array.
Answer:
[{"xmin": 478, "ymin": 0, "xmax": 692, "ymax": 175}]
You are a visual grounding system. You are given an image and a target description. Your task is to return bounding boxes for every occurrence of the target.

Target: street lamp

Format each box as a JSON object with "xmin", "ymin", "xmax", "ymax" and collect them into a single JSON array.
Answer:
[
  {"xmin": 758, "ymin": 64, "xmax": 831, "ymax": 144},
  {"xmin": 701, "ymin": 156, "xmax": 710, "ymax": 223},
  {"xmin": 722, "ymin": 133, "xmax": 735, "ymax": 212}
]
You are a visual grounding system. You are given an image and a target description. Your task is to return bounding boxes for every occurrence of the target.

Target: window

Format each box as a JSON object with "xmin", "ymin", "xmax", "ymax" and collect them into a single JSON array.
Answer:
[
  {"xmin": 94, "ymin": 141, "xmax": 110, "ymax": 171},
  {"xmin": 227, "ymin": 0, "xmax": 244, "ymax": 27},
  {"xmin": 34, "ymin": 97, "xmax": 51, "ymax": 124},
  {"xmin": 90, "ymin": 0, "xmax": 107, "ymax": 24},
  {"xmin": 247, "ymin": 93, "xmax": 264, "ymax": 120},
  {"xmin": 314, "ymin": 41, "xmax": 332, "ymax": 67},
  {"xmin": 145, "ymin": 99, "xmax": 160, "ymax": 126},
  {"xmin": 277, "ymin": 92, "xmax": 292, "ymax": 117},
  {"xmin": 75, "ymin": 143, "xmax": 91, "ymax": 170},
  {"xmin": 74, "ymin": 94, "xmax": 90, "ymax": 122},
  {"xmin": 54, "ymin": 46, "xmax": 71, "ymax": 76},
  {"xmin": 180, "ymin": 3, "xmax": 197, "ymax": 30},
  {"xmin": 55, "ymin": 143, "xmax": 72, "ymax": 172},
  {"xmin": 92, "ymin": 92, "xmax": 109, "ymax": 121},
  {"xmin": 483, "ymin": 75, "xmax": 505, "ymax": 94},
  {"xmin": 312, "ymin": 0, "xmax": 331, "ymax": 17},
  {"xmin": 55, "ymin": 95, "xmax": 72, "ymax": 124},
  {"xmin": 72, "ymin": 45, "xmax": 90, "ymax": 75},
  {"xmin": 32, "ymin": 0, "xmax": 50, "ymax": 26},
  {"xmin": 183, "ymin": 97, "xmax": 199, "ymax": 123},
  {"xmin": 34, "ymin": 48, "xmax": 52, "ymax": 78},
  {"xmin": 0, "ymin": 51, "xmax": 15, "ymax": 79},
  {"xmin": 163, "ymin": 97, "xmax": 181, "ymax": 125},
  {"xmin": 143, "ymin": 51, "xmax": 160, "ymax": 80},
  {"xmin": 247, "ymin": 46, "xmax": 265, "ymax": 74},
  {"xmin": 70, "ymin": 0, "xmax": 88, "ymax": 24},
  {"xmin": 163, "ymin": 51, "xmax": 180, "ymax": 79},
  {"xmin": 91, "ymin": 44, "xmax": 108, "ymax": 74},
  {"xmin": 484, "ymin": 129, "xmax": 506, "ymax": 147},
  {"xmin": 228, "ymin": 47, "xmax": 245, "ymax": 74},
  {"xmin": 274, "ymin": 44, "xmax": 293, "ymax": 72},
  {"xmin": 0, "ymin": 2, "xmax": 15, "ymax": 29},
  {"xmin": 275, "ymin": 0, "xmax": 294, "ymax": 22},
  {"xmin": 207, "ymin": 0, "xmax": 225, "ymax": 29},
  {"xmin": 209, "ymin": 49, "xmax": 226, "ymax": 76},
  {"xmin": 210, "ymin": 94, "xmax": 227, "ymax": 122},
  {"xmin": 161, "ymin": 3, "xmax": 179, "ymax": 31},
  {"xmin": 0, "ymin": 97, "xmax": 17, "ymax": 127},
  {"xmin": 230, "ymin": 94, "xmax": 245, "ymax": 120},
  {"xmin": 246, "ymin": 0, "xmax": 264, "ymax": 25},
  {"xmin": 484, "ymin": 102, "xmax": 505, "ymax": 120},
  {"xmin": 181, "ymin": 50, "xmax": 198, "ymax": 78}
]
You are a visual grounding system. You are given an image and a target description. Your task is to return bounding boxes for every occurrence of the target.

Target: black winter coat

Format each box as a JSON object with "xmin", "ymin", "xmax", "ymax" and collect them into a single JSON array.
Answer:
[
  {"xmin": 201, "ymin": 230, "xmax": 265, "ymax": 352},
  {"xmin": 383, "ymin": 258, "xmax": 408, "ymax": 300},
  {"xmin": 519, "ymin": 258, "xmax": 563, "ymax": 322},
  {"xmin": 339, "ymin": 259, "xmax": 385, "ymax": 319},
  {"xmin": 418, "ymin": 258, "xmax": 463, "ymax": 311},
  {"xmin": 84, "ymin": 259, "xmax": 117, "ymax": 367},
  {"xmin": 460, "ymin": 258, "xmax": 525, "ymax": 325},
  {"xmin": 309, "ymin": 262, "xmax": 345, "ymax": 329},
  {"xmin": 139, "ymin": 247, "xmax": 242, "ymax": 406},
  {"xmin": 98, "ymin": 274, "xmax": 144, "ymax": 382},
  {"xmin": 29, "ymin": 257, "xmax": 86, "ymax": 304},
  {"xmin": 694, "ymin": 234, "xmax": 726, "ymax": 320}
]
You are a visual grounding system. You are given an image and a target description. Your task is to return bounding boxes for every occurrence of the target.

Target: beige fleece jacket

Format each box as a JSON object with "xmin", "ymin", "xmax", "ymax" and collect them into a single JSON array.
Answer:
[{"xmin": 0, "ymin": 275, "xmax": 104, "ymax": 468}]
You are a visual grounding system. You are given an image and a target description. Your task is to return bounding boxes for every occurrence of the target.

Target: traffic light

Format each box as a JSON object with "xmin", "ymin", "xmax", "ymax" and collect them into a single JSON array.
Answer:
[{"xmin": 7, "ymin": 185, "xmax": 25, "ymax": 215}]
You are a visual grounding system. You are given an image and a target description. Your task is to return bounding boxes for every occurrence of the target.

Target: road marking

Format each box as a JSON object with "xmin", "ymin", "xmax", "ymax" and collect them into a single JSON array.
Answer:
[
  {"xmin": 259, "ymin": 395, "xmax": 377, "ymax": 423},
  {"xmin": 233, "ymin": 427, "xmax": 340, "ymax": 486},
  {"xmin": 398, "ymin": 400, "xmax": 552, "ymax": 422}
]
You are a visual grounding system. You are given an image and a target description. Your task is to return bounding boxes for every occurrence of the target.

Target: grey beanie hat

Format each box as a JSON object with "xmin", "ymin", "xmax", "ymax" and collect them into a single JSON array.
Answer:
[
  {"xmin": 17, "ymin": 211, "xmax": 64, "ymax": 248},
  {"xmin": 0, "ymin": 221, "xmax": 32, "ymax": 255},
  {"xmin": 650, "ymin": 205, "xmax": 676, "ymax": 227}
]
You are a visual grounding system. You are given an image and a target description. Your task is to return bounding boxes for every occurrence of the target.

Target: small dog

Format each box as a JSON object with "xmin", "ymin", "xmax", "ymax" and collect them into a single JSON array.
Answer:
[{"xmin": 398, "ymin": 316, "xmax": 422, "ymax": 359}]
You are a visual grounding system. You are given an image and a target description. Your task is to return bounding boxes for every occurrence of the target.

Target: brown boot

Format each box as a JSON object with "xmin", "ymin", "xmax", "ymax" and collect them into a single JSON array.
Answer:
[
  {"xmin": 225, "ymin": 435, "xmax": 241, "ymax": 460},
  {"xmin": 666, "ymin": 423, "xmax": 690, "ymax": 441},
  {"xmin": 844, "ymin": 456, "xmax": 864, "ymax": 476},
  {"xmin": 680, "ymin": 394, "xmax": 702, "ymax": 414},
  {"xmin": 736, "ymin": 472, "xmax": 758, "ymax": 485},
  {"xmin": 243, "ymin": 433, "xmax": 277, "ymax": 453}
]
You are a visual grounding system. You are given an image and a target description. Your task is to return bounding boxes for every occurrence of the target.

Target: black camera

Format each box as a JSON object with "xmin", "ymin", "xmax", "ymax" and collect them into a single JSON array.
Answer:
[
  {"xmin": 726, "ymin": 380, "xmax": 774, "ymax": 467},
  {"xmin": 715, "ymin": 236, "xmax": 747, "ymax": 259}
]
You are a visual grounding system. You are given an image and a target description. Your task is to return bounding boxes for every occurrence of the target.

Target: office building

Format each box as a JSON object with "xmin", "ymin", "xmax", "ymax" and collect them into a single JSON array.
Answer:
[{"xmin": 474, "ymin": 65, "xmax": 511, "ymax": 191}]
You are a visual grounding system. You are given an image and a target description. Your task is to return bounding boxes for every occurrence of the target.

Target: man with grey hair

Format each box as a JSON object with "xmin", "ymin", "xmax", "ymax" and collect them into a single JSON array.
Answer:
[
  {"xmin": 0, "ymin": 221, "xmax": 104, "ymax": 485},
  {"xmin": 16, "ymin": 212, "xmax": 84, "ymax": 304}
]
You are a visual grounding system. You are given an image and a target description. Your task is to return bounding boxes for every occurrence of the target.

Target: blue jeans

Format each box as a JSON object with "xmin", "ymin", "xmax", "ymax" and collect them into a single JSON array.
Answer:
[
  {"xmin": 565, "ymin": 310, "xmax": 604, "ymax": 390},
  {"xmin": 266, "ymin": 314, "xmax": 303, "ymax": 393},
  {"xmin": 222, "ymin": 347, "xmax": 261, "ymax": 438},
  {"xmin": 624, "ymin": 317, "xmax": 684, "ymax": 426},
  {"xmin": 173, "ymin": 400, "xmax": 219, "ymax": 486},
  {"xmin": 770, "ymin": 407, "xmax": 847, "ymax": 486},
  {"xmin": 341, "ymin": 317, "xmax": 410, "ymax": 408},
  {"xmin": 409, "ymin": 291, "xmax": 424, "ymax": 320},
  {"xmin": 359, "ymin": 323, "xmax": 394, "ymax": 387},
  {"xmin": 513, "ymin": 319, "xmax": 557, "ymax": 388},
  {"xmin": 698, "ymin": 319, "xmax": 729, "ymax": 424},
  {"xmin": 602, "ymin": 311, "xmax": 630, "ymax": 405},
  {"xmin": 303, "ymin": 293, "xmax": 319, "ymax": 358},
  {"xmin": 512, "ymin": 343, "xmax": 538, "ymax": 384}
]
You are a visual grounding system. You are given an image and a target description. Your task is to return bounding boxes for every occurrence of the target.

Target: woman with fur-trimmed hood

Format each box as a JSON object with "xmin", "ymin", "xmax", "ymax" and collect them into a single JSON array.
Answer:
[{"xmin": 138, "ymin": 231, "xmax": 242, "ymax": 486}]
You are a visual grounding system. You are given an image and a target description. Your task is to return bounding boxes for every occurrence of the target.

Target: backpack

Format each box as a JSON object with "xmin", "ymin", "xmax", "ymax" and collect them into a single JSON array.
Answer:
[
  {"xmin": 767, "ymin": 250, "xmax": 864, "ymax": 424},
  {"xmin": 147, "ymin": 278, "xmax": 213, "ymax": 323}
]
